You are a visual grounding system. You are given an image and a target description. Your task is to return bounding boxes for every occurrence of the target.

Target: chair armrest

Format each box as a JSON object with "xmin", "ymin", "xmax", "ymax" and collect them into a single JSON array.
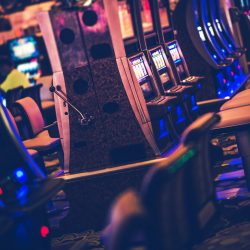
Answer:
[
  {"xmin": 43, "ymin": 121, "xmax": 57, "ymax": 130},
  {"xmin": 44, "ymin": 121, "xmax": 59, "ymax": 138},
  {"xmin": 197, "ymin": 98, "xmax": 228, "ymax": 114}
]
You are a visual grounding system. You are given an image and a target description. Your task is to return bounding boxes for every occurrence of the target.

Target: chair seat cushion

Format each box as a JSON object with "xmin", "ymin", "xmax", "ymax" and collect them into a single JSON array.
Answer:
[
  {"xmin": 220, "ymin": 96, "xmax": 250, "ymax": 111},
  {"xmin": 215, "ymin": 106, "xmax": 250, "ymax": 129},
  {"xmin": 233, "ymin": 89, "xmax": 250, "ymax": 99},
  {"xmin": 36, "ymin": 130, "xmax": 50, "ymax": 138},
  {"xmin": 41, "ymin": 100, "xmax": 55, "ymax": 110},
  {"xmin": 24, "ymin": 136, "xmax": 60, "ymax": 151},
  {"xmin": 27, "ymin": 149, "xmax": 38, "ymax": 157}
]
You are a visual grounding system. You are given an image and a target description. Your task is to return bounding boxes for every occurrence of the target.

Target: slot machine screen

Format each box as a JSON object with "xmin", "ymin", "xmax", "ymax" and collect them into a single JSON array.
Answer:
[
  {"xmin": 9, "ymin": 36, "xmax": 39, "ymax": 62},
  {"xmin": 168, "ymin": 42, "xmax": 187, "ymax": 79},
  {"xmin": 118, "ymin": 0, "xmax": 135, "ymax": 39},
  {"xmin": 140, "ymin": 0, "xmax": 154, "ymax": 33},
  {"xmin": 150, "ymin": 48, "xmax": 174, "ymax": 89},
  {"xmin": 168, "ymin": 42, "xmax": 182, "ymax": 63},
  {"xmin": 151, "ymin": 48, "xmax": 167, "ymax": 71},
  {"xmin": 130, "ymin": 56, "xmax": 155, "ymax": 100},
  {"xmin": 158, "ymin": 0, "xmax": 170, "ymax": 28}
]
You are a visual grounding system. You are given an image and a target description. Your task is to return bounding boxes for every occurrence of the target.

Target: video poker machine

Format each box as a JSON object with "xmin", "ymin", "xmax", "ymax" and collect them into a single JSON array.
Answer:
[
  {"xmin": 172, "ymin": 0, "xmax": 249, "ymax": 100},
  {"xmin": 133, "ymin": 0, "xmax": 199, "ymax": 123},
  {"xmin": 9, "ymin": 36, "xmax": 42, "ymax": 85},
  {"xmin": 118, "ymin": 0, "xmax": 194, "ymax": 136},
  {"xmin": 118, "ymin": 0, "xmax": 182, "ymax": 147},
  {"xmin": 0, "ymin": 98, "xmax": 64, "ymax": 250}
]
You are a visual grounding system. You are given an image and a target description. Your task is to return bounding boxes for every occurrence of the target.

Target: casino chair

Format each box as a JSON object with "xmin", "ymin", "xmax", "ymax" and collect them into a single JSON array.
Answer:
[
  {"xmin": 103, "ymin": 145, "xmax": 198, "ymax": 250},
  {"xmin": 142, "ymin": 113, "xmax": 220, "ymax": 250},
  {"xmin": 14, "ymin": 97, "xmax": 61, "ymax": 152},
  {"xmin": 179, "ymin": 113, "xmax": 220, "ymax": 233},
  {"xmin": 0, "ymin": 98, "xmax": 64, "ymax": 250},
  {"xmin": 103, "ymin": 113, "xmax": 220, "ymax": 250},
  {"xmin": 14, "ymin": 97, "xmax": 63, "ymax": 172},
  {"xmin": 6, "ymin": 108, "xmax": 46, "ymax": 173}
]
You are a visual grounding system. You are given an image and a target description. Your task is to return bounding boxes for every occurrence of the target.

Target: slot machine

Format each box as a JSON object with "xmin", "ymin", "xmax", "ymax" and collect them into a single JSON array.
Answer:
[
  {"xmin": 209, "ymin": 0, "xmax": 245, "ymax": 58},
  {"xmin": 38, "ymin": 0, "xmax": 172, "ymax": 173},
  {"xmin": 117, "ymin": 0, "xmax": 180, "ymax": 147},
  {"xmin": 135, "ymin": 0, "xmax": 199, "ymax": 123},
  {"xmin": 232, "ymin": 0, "xmax": 250, "ymax": 62},
  {"xmin": 0, "ymin": 99, "xmax": 64, "ymax": 250},
  {"xmin": 9, "ymin": 36, "xmax": 42, "ymax": 85},
  {"xmin": 172, "ymin": 0, "xmax": 249, "ymax": 100},
  {"xmin": 198, "ymin": 0, "xmax": 247, "ymax": 88},
  {"xmin": 207, "ymin": 0, "xmax": 247, "ymax": 85}
]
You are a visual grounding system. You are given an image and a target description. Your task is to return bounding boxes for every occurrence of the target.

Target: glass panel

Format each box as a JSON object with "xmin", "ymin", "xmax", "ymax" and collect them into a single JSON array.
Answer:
[
  {"xmin": 118, "ymin": 0, "xmax": 135, "ymax": 39},
  {"xmin": 158, "ymin": 0, "xmax": 170, "ymax": 28},
  {"xmin": 140, "ymin": 0, "xmax": 154, "ymax": 33}
]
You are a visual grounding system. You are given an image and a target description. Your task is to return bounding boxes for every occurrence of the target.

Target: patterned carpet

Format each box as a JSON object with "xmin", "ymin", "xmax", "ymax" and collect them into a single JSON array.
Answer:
[
  {"xmin": 52, "ymin": 230, "xmax": 104, "ymax": 250},
  {"xmin": 51, "ymin": 135, "xmax": 250, "ymax": 250}
]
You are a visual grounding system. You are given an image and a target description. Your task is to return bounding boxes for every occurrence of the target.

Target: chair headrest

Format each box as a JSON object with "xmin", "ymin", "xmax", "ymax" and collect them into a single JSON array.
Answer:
[
  {"xmin": 181, "ymin": 113, "xmax": 220, "ymax": 145},
  {"xmin": 141, "ymin": 144, "xmax": 197, "ymax": 203}
]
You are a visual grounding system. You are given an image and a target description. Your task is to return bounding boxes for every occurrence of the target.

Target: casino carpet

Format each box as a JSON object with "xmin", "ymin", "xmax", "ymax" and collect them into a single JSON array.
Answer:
[{"xmin": 51, "ymin": 135, "xmax": 250, "ymax": 250}]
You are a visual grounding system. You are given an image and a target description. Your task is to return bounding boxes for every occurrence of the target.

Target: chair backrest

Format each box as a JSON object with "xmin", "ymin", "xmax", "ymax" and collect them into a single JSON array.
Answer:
[
  {"xmin": 181, "ymin": 113, "xmax": 220, "ymax": 231},
  {"xmin": 15, "ymin": 97, "xmax": 45, "ymax": 137},
  {"xmin": 142, "ymin": 144, "xmax": 197, "ymax": 250},
  {"xmin": 141, "ymin": 113, "xmax": 220, "ymax": 250},
  {"xmin": 21, "ymin": 84, "xmax": 43, "ymax": 110},
  {"xmin": 5, "ymin": 86, "xmax": 23, "ymax": 115},
  {"xmin": 6, "ymin": 109, "xmax": 20, "ymax": 136},
  {"xmin": 103, "ymin": 191, "xmax": 147, "ymax": 250}
]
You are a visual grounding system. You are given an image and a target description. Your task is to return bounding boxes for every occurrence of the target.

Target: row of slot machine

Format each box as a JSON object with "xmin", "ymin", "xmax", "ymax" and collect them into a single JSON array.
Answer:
[{"xmin": 36, "ymin": 0, "xmax": 248, "ymax": 174}]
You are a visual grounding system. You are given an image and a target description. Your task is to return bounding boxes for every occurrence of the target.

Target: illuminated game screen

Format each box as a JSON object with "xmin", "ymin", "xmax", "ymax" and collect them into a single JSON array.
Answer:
[
  {"xmin": 151, "ymin": 48, "xmax": 173, "ymax": 89},
  {"xmin": 9, "ymin": 36, "xmax": 39, "ymax": 62},
  {"xmin": 158, "ymin": 0, "xmax": 170, "ymax": 28},
  {"xmin": 118, "ymin": 0, "xmax": 135, "ymax": 39},
  {"xmin": 131, "ymin": 56, "xmax": 149, "ymax": 82},
  {"xmin": 168, "ymin": 42, "xmax": 182, "ymax": 64},
  {"xmin": 130, "ymin": 56, "xmax": 155, "ymax": 100},
  {"xmin": 151, "ymin": 48, "xmax": 167, "ymax": 71},
  {"xmin": 168, "ymin": 42, "xmax": 187, "ymax": 79},
  {"xmin": 140, "ymin": 0, "xmax": 154, "ymax": 33}
]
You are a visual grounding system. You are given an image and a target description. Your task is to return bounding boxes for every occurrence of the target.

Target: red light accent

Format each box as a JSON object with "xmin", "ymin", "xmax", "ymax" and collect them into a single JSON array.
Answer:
[
  {"xmin": 0, "ymin": 187, "xmax": 3, "ymax": 196},
  {"xmin": 238, "ymin": 65, "xmax": 241, "ymax": 70},
  {"xmin": 231, "ymin": 71, "xmax": 234, "ymax": 76},
  {"xmin": 40, "ymin": 226, "xmax": 49, "ymax": 238},
  {"xmin": 223, "ymin": 78, "xmax": 227, "ymax": 84}
]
